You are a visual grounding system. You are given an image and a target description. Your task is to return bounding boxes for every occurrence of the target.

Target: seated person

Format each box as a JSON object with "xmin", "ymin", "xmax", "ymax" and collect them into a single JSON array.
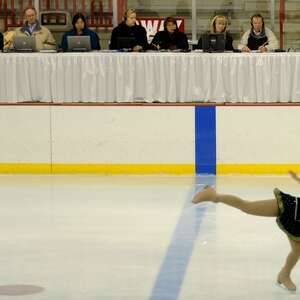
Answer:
[
  {"xmin": 151, "ymin": 16, "xmax": 188, "ymax": 51},
  {"xmin": 197, "ymin": 15, "xmax": 234, "ymax": 51},
  {"xmin": 238, "ymin": 14, "xmax": 279, "ymax": 52},
  {"xmin": 61, "ymin": 13, "xmax": 100, "ymax": 51},
  {"xmin": 11, "ymin": 7, "xmax": 56, "ymax": 51},
  {"xmin": 109, "ymin": 8, "xmax": 148, "ymax": 51},
  {"xmin": 0, "ymin": 32, "xmax": 3, "ymax": 51}
]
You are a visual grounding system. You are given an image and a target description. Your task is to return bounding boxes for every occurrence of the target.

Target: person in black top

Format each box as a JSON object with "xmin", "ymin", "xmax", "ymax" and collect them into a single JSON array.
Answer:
[
  {"xmin": 0, "ymin": 32, "xmax": 3, "ymax": 51},
  {"xmin": 197, "ymin": 15, "xmax": 234, "ymax": 51},
  {"xmin": 109, "ymin": 8, "xmax": 148, "ymax": 51},
  {"xmin": 151, "ymin": 16, "xmax": 188, "ymax": 51}
]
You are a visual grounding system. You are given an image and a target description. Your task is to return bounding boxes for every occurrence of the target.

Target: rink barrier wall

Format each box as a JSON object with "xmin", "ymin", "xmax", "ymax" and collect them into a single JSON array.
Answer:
[{"xmin": 0, "ymin": 104, "xmax": 299, "ymax": 174}]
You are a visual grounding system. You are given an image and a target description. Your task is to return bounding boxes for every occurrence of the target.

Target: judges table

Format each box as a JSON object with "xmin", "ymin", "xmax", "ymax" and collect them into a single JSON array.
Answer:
[{"xmin": 0, "ymin": 51, "xmax": 300, "ymax": 103}]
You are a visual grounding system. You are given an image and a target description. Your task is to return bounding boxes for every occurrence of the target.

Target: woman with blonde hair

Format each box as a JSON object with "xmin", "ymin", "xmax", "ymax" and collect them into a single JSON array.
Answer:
[
  {"xmin": 109, "ymin": 8, "xmax": 148, "ymax": 51},
  {"xmin": 197, "ymin": 15, "xmax": 234, "ymax": 50}
]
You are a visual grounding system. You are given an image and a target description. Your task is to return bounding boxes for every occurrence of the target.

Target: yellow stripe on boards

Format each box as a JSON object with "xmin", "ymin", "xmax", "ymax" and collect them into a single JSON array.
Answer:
[
  {"xmin": 2, "ymin": 163, "xmax": 300, "ymax": 175},
  {"xmin": 0, "ymin": 163, "xmax": 195, "ymax": 175},
  {"xmin": 52, "ymin": 164, "xmax": 195, "ymax": 175},
  {"xmin": 0, "ymin": 163, "xmax": 51, "ymax": 174},
  {"xmin": 217, "ymin": 164, "xmax": 300, "ymax": 175}
]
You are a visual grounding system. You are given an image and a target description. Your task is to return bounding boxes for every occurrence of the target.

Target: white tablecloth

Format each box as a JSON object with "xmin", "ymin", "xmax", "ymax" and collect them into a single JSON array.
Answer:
[{"xmin": 1, "ymin": 52, "xmax": 300, "ymax": 103}]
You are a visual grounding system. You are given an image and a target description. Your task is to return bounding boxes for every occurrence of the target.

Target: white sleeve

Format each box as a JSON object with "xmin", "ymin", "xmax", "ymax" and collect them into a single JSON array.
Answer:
[
  {"xmin": 265, "ymin": 28, "xmax": 279, "ymax": 51},
  {"xmin": 238, "ymin": 30, "xmax": 250, "ymax": 50}
]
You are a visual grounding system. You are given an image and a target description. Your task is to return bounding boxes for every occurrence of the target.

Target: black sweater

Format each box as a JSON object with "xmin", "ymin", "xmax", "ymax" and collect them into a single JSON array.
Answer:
[
  {"xmin": 151, "ymin": 30, "xmax": 189, "ymax": 50},
  {"xmin": 247, "ymin": 31, "xmax": 268, "ymax": 50},
  {"xmin": 110, "ymin": 22, "xmax": 148, "ymax": 50}
]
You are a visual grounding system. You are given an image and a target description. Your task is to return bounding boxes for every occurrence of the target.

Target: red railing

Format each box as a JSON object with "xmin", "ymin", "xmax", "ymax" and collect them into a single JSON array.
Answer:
[
  {"xmin": 0, "ymin": 0, "xmax": 127, "ymax": 30},
  {"xmin": 279, "ymin": 0, "xmax": 285, "ymax": 49},
  {"xmin": 2, "ymin": 0, "xmax": 31, "ymax": 30}
]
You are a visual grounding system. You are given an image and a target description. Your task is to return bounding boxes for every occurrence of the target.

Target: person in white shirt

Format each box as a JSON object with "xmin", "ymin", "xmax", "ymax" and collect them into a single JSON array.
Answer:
[{"xmin": 238, "ymin": 14, "xmax": 278, "ymax": 52}]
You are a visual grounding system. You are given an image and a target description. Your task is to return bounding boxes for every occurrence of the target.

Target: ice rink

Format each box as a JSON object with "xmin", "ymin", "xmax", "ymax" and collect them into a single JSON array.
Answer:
[{"xmin": 0, "ymin": 174, "xmax": 298, "ymax": 299}]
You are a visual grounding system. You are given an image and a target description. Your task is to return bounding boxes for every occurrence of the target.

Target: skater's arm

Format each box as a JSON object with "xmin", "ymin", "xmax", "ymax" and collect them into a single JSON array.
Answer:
[{"xmin": 289, "ymin": 171, "xmax": 300, "ymax": 184}]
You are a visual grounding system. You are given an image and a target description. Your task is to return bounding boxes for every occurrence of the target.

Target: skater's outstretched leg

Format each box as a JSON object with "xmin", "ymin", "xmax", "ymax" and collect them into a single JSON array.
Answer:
[
  {"xmin": 277, "ymin": 237, "xmax": 300, "ymax": 291},
  {"xmin": 192, "ymin": 186, "xmax": 278, "ymax": 217},
  {"xmin": 195, "ymin": 190, "xmax": 297, "ymax": 291}
]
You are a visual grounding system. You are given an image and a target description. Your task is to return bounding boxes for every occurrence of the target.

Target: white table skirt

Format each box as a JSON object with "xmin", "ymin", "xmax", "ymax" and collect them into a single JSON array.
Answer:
[{"xmin": 0, "ymin": 52, "xmax": 300, "ymax": 103}]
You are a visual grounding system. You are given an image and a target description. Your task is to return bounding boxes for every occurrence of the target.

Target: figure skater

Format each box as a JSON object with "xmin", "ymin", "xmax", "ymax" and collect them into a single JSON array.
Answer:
[{"xmin": 192, "ymin": 171, "xmax": 300, "ymax": 291}]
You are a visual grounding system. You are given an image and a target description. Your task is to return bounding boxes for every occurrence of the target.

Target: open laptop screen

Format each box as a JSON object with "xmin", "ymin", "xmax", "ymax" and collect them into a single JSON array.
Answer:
[
  {"xmin": 115, "ymin": 36, "xmax": 136, "ymax": 50},
  {"xmin": 202, "ymin": 33, "xmax": 225, "ymax": 52},
  {"xmin": 13, "ymin": 36, "xmax": 36, "ymax": 52},
  {"xmin": 67, "ymin": 36, "xmax": 91, "ymax": 52}
]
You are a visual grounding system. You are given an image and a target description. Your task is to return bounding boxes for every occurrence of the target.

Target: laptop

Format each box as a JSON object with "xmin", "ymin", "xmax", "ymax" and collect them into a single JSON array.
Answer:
[
  {"xmin": 13, "ymin": 36, "xmax": 36, "ymax": 52},
  {"xmin": 115, "ymin": 36, "xmax": 136, "ymax": 50},
  {"xmin": 202, "ymin": 33, "xmax": 225, "ymax": 52},
  {"xmin": 67, "ymin": 36, "xmax": 91, "ymax": 52}
]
